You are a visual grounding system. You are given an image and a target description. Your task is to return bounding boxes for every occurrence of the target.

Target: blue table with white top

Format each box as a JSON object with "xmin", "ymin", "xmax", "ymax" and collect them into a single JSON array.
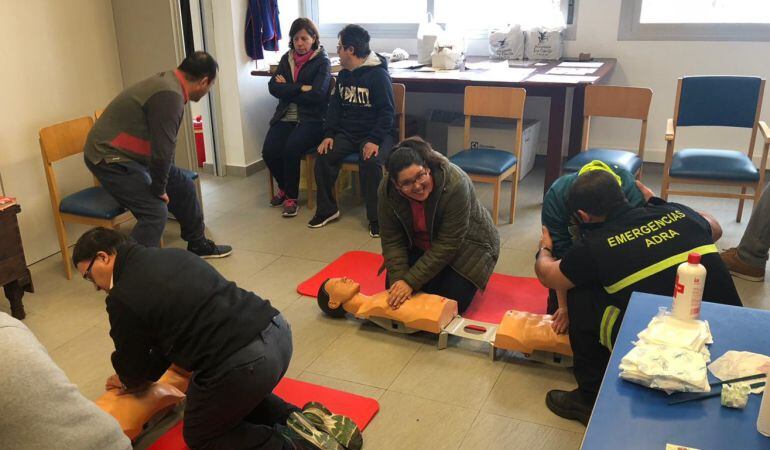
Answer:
[{"xmin": 582, "ymin": 292, "xmax": 770, "ymax": 449}]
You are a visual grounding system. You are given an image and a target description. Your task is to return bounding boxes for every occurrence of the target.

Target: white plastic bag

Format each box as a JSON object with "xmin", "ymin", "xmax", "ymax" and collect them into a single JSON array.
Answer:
[
  {"xmin": 431, "ymin": 31, "xmax": 464, "ymax": 70},
  {"xmin": 522, "ymin": 5, "xmax": 566, "ymax": 60},
  {"xmin": 417, "ymin": 13, "xmax": 443, "ymax": 65},
  {"xmin": 524, "ymin": 27, "xmax": 563, "ymax": 60},
  {"xmin": 489, "ymin": 25, "xmax": 525, "ymax": 60}
]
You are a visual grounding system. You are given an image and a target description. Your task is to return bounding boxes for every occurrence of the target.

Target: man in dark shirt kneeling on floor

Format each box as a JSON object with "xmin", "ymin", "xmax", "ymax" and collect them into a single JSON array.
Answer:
[
  {"xmin": 535, "ymin": 171, "xmax": 742, "ymax": 426},
  {"xmin": 72, "ymin": 227, "xmax": 361, "ymax": 450}
]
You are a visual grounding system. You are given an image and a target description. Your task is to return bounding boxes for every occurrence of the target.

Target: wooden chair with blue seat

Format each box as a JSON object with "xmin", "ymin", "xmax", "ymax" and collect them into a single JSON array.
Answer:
[
  {"xmin": 39, "ymin": 116, "xmax": 133, "ymax": 279},
  {"xmin": 449, "ymin": 86, "xmax": 525, "ymax": 225},
  {"xmin": 562, "ymin": 85, "xmax": 653, "ymax": 178},
  {"xmin": 661, "ymin": 76, "xmax": 769, "ymax": 222}
]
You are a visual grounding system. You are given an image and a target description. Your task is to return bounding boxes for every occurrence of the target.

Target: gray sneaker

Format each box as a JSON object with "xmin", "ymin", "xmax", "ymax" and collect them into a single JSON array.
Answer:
[
  {"xmin": 302, "ymin": 402, "xmax": 363, "ymax": 450},
  {"xmin": 282, "ymin": 199, "xmax": 299, "ymax": 217},
  {"xmin": 287, "ymin": 411, "xmax": 344, "ymax": 450}
]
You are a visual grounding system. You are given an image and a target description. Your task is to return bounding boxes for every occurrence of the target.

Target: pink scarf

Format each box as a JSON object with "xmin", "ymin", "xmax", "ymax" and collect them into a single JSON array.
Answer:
[{"xmin": 292, "ymin": 50, "xmax": 313, "ymax": 81}]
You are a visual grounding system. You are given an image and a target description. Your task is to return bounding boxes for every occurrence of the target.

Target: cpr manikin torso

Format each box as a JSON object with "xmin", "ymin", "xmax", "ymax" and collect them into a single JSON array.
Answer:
[
  {"xmin": 320, "ymin": 278, "xmax": 458, "ymax": 333},
  {"xmin": 318, "ymin": 277, "xmax": 572, "ymax": 362}
]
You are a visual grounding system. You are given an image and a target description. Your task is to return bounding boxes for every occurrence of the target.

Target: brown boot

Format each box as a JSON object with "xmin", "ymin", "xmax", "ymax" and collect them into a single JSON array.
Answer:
[{"xmin": 720, "ymin": 248, "xmax": 765, "ymax": 282}]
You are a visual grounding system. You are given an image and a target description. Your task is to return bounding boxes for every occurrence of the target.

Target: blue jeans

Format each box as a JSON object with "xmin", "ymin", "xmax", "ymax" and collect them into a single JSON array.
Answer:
[
  {"xmin": 85, "ymin": 157, "xmax": 204, "ymax": 247},
  {"xmin": 314, "ymin": 133, "xmax": 394, "ymax": 223},
  {"xmin": 183, "ymin": 314, "xmax": 297, "ymax": 450},
  {"xmin": 262, "ymin": 121, "xmax": 323, "ymax": 200}
]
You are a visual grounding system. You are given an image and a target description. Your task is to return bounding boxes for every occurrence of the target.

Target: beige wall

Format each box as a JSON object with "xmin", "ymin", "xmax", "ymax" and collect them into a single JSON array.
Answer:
[
  {"xmin": 565, "ymin": 0, "xmax": 770, "ymax": 164},
  {"xmin": 0, "ymin": 0, "xmax": 123, "ymax": 263}
]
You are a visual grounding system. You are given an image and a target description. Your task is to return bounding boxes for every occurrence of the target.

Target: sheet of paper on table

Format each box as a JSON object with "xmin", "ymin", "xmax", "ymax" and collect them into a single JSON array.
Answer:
[
  {"xmin": 458, "ymin": 68, "xmax": 534, "ymax": 82},
  {"xmin": 527, "ymin": 74, "xmax": 599, "ymax": 83},
  {"xmin": 558, "ymin": 61, "xmax": 604, "ymax": 68},
  {"xmin": 547, "ymin": 67, "xmax": 597, "ymax": 75},
  {"xmin": 389, "ymin": 60, "xmax": 426, "ymax": 70},
  {"xmin": 464, "ymin": 61, "xmax": 510, "ymax": 71}
]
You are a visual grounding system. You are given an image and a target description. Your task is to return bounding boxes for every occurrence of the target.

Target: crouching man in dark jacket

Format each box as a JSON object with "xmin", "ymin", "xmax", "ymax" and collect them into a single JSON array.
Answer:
[{"xmin": 72, "ymin": 227, "xmax": 359, "ymax": 450}]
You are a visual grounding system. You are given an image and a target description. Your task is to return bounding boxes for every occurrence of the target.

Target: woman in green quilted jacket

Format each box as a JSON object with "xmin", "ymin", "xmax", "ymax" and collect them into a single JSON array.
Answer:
[{"xmin": 377, "ymin": 137, "xmax": 500, "ymax": 313}]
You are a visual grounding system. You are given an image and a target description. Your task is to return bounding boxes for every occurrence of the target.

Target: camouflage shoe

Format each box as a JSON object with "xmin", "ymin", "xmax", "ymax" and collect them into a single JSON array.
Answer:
[
  {"xmin": 302, "ymin": 402, "xmax": 363, "ymax": 450},
  {"xmin": 287, "ymin": 411, "xmax": 344, "ymax": 450}
]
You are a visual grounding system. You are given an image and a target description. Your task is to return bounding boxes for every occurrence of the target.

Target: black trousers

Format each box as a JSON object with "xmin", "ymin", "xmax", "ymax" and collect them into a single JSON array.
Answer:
[
  {"xmin": 314, "ymin": 133, "xmax": 394, "ymax": 223},
  {"xmin": 85, "ymin": 157, "xmax": 204, "ymax": 247},
  {"xmin": 567, "ymin": 286, "xmax": 623, "ymax": 404},
  {"xmin": 386, "ymin": 248, "xmax": 478, "ymax": 314},
  {"xmin": 183, "ymin": 314, "xmax": 298, "ymax": 450},
  {"xmin": 262, "ymin": 121, "xmax": 323, "ymax": 200}
]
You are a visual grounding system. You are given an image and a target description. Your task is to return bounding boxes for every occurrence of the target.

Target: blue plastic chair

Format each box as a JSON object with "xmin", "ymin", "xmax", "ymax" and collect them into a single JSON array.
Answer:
[
  {"xmin": 39, "ymin": 117, "xmax": 133, "ymax": 279},
  {"xmin": 449, "ymin": 86, "xmax": 525, "ymax": 224},
  {"xmin": 661, "ymin": 76, "xmax": 769, "ymax": 222},
  {"xmin": 562, "ymin": 85, "xmax": 652, "ymax": 178}
]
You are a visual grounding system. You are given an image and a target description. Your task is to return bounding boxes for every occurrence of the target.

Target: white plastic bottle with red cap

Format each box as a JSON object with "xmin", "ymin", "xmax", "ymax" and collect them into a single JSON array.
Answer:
[{"xmin": 672, "ymin": 252, "xmax": 707, "ymax": 320}]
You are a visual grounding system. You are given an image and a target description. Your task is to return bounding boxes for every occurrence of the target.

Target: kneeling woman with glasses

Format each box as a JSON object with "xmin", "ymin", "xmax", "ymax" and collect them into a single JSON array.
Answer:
[{"xmin": 378, "ymin": 137, "xmax": 500, "ymax": 314}]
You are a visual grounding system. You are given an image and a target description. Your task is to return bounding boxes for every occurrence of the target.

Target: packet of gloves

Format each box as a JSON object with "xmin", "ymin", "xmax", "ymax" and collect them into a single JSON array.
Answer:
[{"xmin": 619, "ymin": 309, "xmax": 713, "ymax": 393}]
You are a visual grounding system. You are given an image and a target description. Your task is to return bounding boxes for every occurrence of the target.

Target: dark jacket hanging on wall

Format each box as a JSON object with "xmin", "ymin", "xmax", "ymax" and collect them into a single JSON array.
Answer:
[{"xmin": 245, "ymin": 0, "xmax": 281, "ymax": 60}]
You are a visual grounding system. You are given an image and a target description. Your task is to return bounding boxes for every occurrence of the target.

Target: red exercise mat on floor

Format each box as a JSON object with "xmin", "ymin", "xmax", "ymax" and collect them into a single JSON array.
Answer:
[
  {"xmin": 147, "ymin": 377, "xmax": 380, "ymax": 450},
  {"xmin": 297, "ymin": 251, "xmax": 386, "ymax": 297},
  {"xmin": 297, "ymin": 251, "xmax": 548, "ymax": 324}
]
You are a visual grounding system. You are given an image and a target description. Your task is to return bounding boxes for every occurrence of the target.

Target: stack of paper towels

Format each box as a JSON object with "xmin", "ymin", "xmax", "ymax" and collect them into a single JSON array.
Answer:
[{"xmin": 619, "ymin": 309, "xmax": 713, "ymax": 393}]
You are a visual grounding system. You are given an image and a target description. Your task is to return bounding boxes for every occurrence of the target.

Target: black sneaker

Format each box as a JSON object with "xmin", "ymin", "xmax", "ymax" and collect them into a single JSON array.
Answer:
[
  {"xmin": 368, "ymin": 221, "xmax": 380, "ymax": 238},
  {"xmin": 308, "ymin": 210, "xmax": 340, "ymax": 228},
  {"xmin": 187, "ymin": 238, "xmax": 233, "ymax": 259},
  {"xmin": 270, "ymin": 190, "xmax": 287, "ymax": 207},
  {"xmin": 545, "ymin": 389, "xmax": 593, "ymax": 426},
  {"xmin": 282, "ymin": 199, "xmax": 299, "ymax": 218}
]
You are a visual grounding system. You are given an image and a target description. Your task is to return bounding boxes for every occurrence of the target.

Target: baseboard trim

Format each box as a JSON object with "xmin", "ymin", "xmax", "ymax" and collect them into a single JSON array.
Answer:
[
  {"xmin": 200, "ymin": 162, "xmax": 215, "ymax": 175},
  {"xmin": 226, "ymin": 160, "xmax": 265, "ymax": 177}
]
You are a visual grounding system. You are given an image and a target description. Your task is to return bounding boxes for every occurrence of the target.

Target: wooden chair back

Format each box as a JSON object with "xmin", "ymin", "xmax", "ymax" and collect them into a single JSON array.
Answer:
[
  {"xmin": 39, "ymin": 116, "xmax": 94, "ymax": 165},
  {"xmin": 393, "ymin": 83, "xmax": 406, "ymax": 141},
  {"xmin": 462, "ymin": 86, "xmax": 526, "ymax": 158},
  {"xmin": 581, "ymin": 85, "xmax": 653, "ymax": 159}
]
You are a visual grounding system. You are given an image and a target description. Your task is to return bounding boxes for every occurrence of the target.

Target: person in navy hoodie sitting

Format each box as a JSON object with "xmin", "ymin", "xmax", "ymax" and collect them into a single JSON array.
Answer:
[{"xmin": 308, "ymin": 24, "xmax": 396, "ymax": 238}]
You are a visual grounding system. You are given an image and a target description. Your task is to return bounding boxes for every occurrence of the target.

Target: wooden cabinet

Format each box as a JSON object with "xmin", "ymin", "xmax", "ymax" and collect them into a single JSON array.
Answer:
[{"xmin": 0, "ymin": 204, "xmax": 33, "ymax": 319}]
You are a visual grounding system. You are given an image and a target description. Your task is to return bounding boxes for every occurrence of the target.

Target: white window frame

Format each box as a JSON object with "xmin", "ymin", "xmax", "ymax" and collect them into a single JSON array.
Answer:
[
  {"xmin": 618, "ymin": 0, "xmax": 770, "ymax": 41},
  {"xmin": 303, "ymin": 0, "xmax": 577, "ymax": 41}
]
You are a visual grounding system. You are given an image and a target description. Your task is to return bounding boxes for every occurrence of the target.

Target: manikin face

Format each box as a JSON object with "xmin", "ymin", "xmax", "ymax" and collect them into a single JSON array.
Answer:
[
  {"xmin": 292, "ymin": 29, "xmax": 315, "ymax": 55},
  {"xmin": 325, "ymin": 277, "xmax": 361, "ymax": 308},
  {"xmin": 395, "ymin": 164, "xmax": 434, "ymax": 202}
]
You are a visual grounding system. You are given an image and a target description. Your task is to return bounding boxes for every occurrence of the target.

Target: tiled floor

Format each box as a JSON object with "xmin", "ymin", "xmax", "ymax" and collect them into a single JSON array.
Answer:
[{"xmin": 4, "ymin": 162, "xmax": 768, "ymax": 449}]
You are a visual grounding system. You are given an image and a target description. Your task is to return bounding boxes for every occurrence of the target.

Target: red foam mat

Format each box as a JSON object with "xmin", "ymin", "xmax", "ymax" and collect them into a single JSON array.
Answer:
[
  {"xmin": 297, "ymin": 251, "xmax": 548, "ymax": 323},
  {"xmin": 297, "ymin": 251, "xmax": 386, "ymax": 297},
  {"xmin": 148, "ymin": 377, "xmax": 379, "ymax": 450}
]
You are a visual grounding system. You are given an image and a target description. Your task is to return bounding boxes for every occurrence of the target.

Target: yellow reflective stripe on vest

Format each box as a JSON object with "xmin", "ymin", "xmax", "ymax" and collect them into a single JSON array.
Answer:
[
  {"xmin": 604, "ymin": 244, "xmax": 718, "ymax": 294},
  {"xmin": 599, "ymin": 305, "xmax": 621, "ymax": 350}
]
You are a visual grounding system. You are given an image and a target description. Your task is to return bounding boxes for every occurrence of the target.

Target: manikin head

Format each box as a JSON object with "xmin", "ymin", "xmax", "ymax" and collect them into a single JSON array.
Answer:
[{"xmin": 317, "ymin": 277, "xmax": 360, "ymax": 317}]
